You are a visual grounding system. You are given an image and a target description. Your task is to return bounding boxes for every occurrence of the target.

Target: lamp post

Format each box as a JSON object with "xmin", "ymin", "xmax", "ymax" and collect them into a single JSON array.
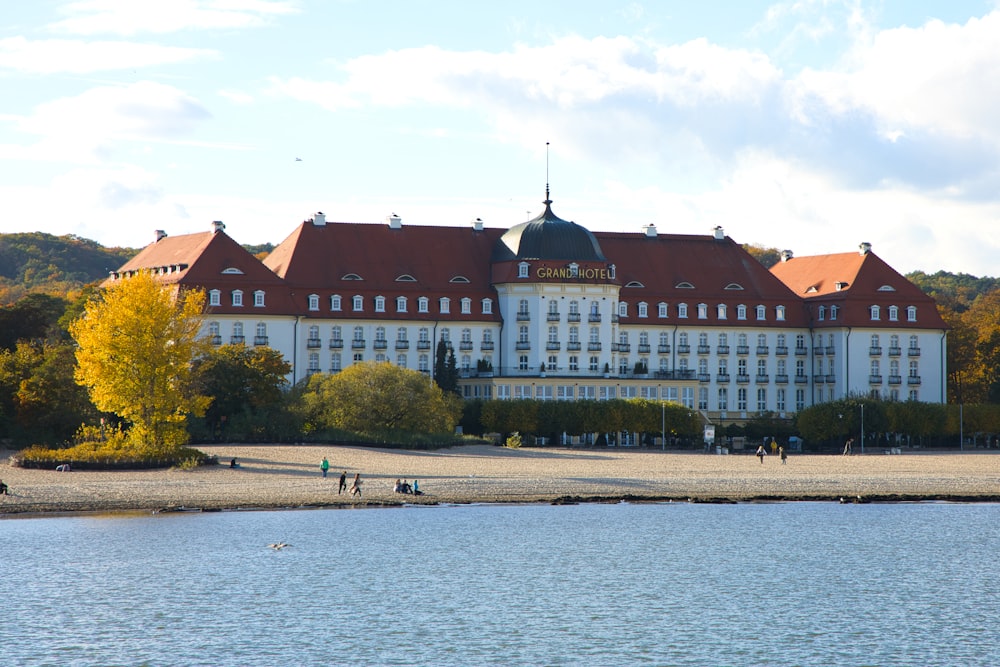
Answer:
[
  {"xmin": 661, "ymin": 402, "xmax": 665, "ymax": 451},
  {"xmin": 860, "ymin": 403, "xmax": 865, "ymax": 455}
]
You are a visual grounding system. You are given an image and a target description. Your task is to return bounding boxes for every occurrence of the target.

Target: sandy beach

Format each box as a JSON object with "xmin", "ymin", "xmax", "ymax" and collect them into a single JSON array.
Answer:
[{"xmin": 2, "ymin": 444, "xmax": 1000, "ymax": 515}]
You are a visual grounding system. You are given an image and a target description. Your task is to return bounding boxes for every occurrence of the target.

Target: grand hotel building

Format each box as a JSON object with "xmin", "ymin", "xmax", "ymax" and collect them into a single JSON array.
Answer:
[{"xmin": 113, "ymin": 194, "xmax": 948, "ymax": 424}]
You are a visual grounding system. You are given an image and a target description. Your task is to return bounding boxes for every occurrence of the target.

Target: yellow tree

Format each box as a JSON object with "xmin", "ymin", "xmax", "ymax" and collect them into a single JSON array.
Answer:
[{"xmin": 70, "ymin": 271, "xmax": 210, "ymax": 451}]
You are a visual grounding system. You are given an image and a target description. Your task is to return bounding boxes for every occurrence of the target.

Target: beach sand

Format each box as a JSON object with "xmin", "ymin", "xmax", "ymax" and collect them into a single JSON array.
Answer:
[{"xmin": 2, "ymin": 444, "xmax": 999, "ymax": 515}]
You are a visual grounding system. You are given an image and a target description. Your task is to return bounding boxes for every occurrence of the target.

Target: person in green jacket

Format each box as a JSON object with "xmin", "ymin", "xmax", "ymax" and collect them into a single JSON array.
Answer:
[{"xmin": 321, "ymin": 457, "xmax": 329, "ymax": 478}]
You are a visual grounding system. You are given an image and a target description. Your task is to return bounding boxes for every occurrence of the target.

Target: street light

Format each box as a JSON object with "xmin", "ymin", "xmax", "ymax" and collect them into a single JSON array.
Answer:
[
  {"xmin": 661, "ymin": 401, "xmax": 665, "ymax": 451},
  {"xmin": 860, "ymin": 403, "xmax": 865, "ymax": 455}
]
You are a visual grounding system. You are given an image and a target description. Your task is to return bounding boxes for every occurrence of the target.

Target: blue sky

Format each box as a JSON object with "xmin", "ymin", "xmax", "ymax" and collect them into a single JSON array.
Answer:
[{"xmin": 2, "ymin": 0, "xmax": 1000, "ymax": 276}]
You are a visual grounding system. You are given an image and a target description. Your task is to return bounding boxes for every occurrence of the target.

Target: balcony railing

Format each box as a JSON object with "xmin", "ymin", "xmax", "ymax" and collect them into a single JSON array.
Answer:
[
  {"xmin": 716, "ymin": 345, "xmax": 729, "ymax": 355},
  {"xmin": 638, "ymin": 344, "xmax": 651, "ymax": 354},
  {"xmin": 755, "ymin": 375, "xmax": 769, "ymax": 383},
  {"xmin": 611, "ymin": 314, "xmax": 619, "ymax": 323},
  {"xmin": 254, "ymin": 336, "xmax": 268, "ymax": 346},
  {"xmin": 654, "ymin": 370, "xmax": 697, "ymax": 380},
  {"xmin": 889, "ymin": 347, "xmax": 902, "ymax": 357},
  {"xmin": 618, "ymin": 343, "xmax": 631, "ymax": 353},
  {"xmin": 736, "ymin": 374, "xmax": 750, "ymax": 384},
  {"xmin": 480, "ymin": 341, "xmax": 494, "ymax": 351},
  {"xmin": 546, "ymin": 342, "xmax": 561, "ymax": 351},
  {"xmin": 230, "ymin": 335, "xmax": 245, "ymax": 344},
  {"xmin": 775, "ymin": 374, "xmax": 789, "ymax": 384},
  {"xmin": 869, "ymin": 347, "xmax": 882, "ymax": 356},
  {"xmin": 775, "ymin": 346, "xmax": 788, "ymax": 355},
  {"xmin": 907, "ymin": 376, "xmax": 922, "ymax": 385},
  {"xmin": 888, "ymin": 375, "xmax": 902, "ymax": 385},
  {"xmin": 351, "ymin": 339, "xmax": 366, "ymax": 349},
  {"xmin": 826, "ymin": 374, "xmax": 837, "ymax": 383},
  {"xmin": 209, "ymin": 335, "xmax": 222, "ymax": 346},
  {"xmin": 908, "ymin": 348, "xmax": 921, "ymax": 357},
  {"xmin": 697, "ymin": 345, "xmax": 711, "ymax": 354},
  {"xmin": 373, "ymin": 340, "xmax": 388, "ymax": 350},
  {"xmin": 825, "ymin": 346, "xmax": 836, "ymax": 355},
  {"xmin": 588, "ymin": 313, "xmax": 602, "ymax": 322},
  {"xmin": 736, "ymin": 346, "xmax": 750, "ymax": 355},
  {"xmin": 567, "ymin": 313, "xmax": 581, "ymax": 322},
  {"xmin": 417, "ymin": 340, "xmax": 431, "ymax": 350},
  {"xmin": 794, "ymin": 375, "xmax": 808, "ymax": 384},
  {"xmin": 814, "ymin": 347, "xmax": 825, "ymax": 356},
  {"xmin": 459, "ymin": 341, "xmax": 473, "ymax": 351},
  {"xmin": 329, "ymin": 339, "xmax": 344, "ymax": 349},
  {"xmin": 869, "ymin": 374, "xmax": 883, "ymax": 384},
  {"xmin": 676, "ymin": 344, "xmax": 691, "ymax": 354},
  {"xmin": 716, "ymin": 373, "xmax": 730, "ymax": 383},
  {"xmin": 756, "ymin": 346, "xmax": 769, "ymax": 355},
  {"xmin": 395, "ymin": 340, "xmax": 409, "ymax": 350},
  {"xmin": 516, "ymin": 312, "xmax": 530, "ymax": 321},
  {"xmin": 658, "ymin": 344, "xmax": 671, "ymax": 354},
  {"xmin": 306, "ymin": 338, "xmax": 322, "ymax": 349},
  {"xmin": 546, "ymin": 313, "xmax": 560, "ymax": 322},
  {"xmin": 814, "ymin": 375, "xmax": 825, "ymax": 384},
  {"xmin": 566, "ymin": 341, "xmax": 582, "ymax": 351},
  {"xmin": 515, "ymin": 341, "xmax": 531, "ymax": 350},
  {"xmin": 795, "ymin": 347, "xmax": 808, "ymax": 355},
  {"xmin": 588, "ymin": 342, "xmax": 602, "ymax": 351},
  {"xmin": 698, "ymin": 373, "xmax": 711, "ymax": 382}
]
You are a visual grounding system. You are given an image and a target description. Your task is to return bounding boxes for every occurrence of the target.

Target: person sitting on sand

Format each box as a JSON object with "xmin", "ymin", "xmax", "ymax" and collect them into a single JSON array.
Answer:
[
  {"xmin": 0, "ymin": 479, "xmax": 8, "ymax": 495},
  {"xmin": 401, "ymin": 479, "xmax": 412, "ymax": 494},
  {"xmin": 412, "ymin": 479, "xmax": 421, "ymax": 496},
  {"xmin": 393, "ymin": 478, "xmax": 402, "ymax": 493},
  {"xmin": 56, "ymin": 463, "xmax": 71, "ymax": 472},
  {"xmin": 230, "ymin": 458, "xmax": 239, "ymax": 468}
]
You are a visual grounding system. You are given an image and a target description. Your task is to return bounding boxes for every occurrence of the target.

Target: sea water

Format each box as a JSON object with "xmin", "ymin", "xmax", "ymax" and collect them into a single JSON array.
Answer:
[{"xmin": 3, "ymin": 502, "xmax": 998, "ymax": 666}]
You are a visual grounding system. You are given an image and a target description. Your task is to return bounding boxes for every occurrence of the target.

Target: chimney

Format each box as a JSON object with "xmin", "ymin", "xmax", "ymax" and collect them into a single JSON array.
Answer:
[
  {"xmin": 472, "ymin": 217, "xmax": 484, "ymax": 232},
  {"xmin": 713, "ymin": 226, "xmax": 725, "ymax": 240},
  {"xmin": 312, "ymin": 211, "xmax": 326, "ymax": 226},
  {"xmin": 644, "ymin": 224, "xmax": 657, "ymax": 238},
  {"xmin": 155, "ymin": 230, "xmax": 167, "ymax": 243},
  {"xmin": 859, "ymin": 242, "xmax": 872, "ymax": 255},
  {"xmin": 387, "ymin": 213, "xmax": 402, "ymax": 229},
  {"xmin": 212, "ymin": 221, "xmax": 225, "ymax": 234},
  {"xmin": 780, "ymin": 249, "xmax": 794, "ymax": 262}
]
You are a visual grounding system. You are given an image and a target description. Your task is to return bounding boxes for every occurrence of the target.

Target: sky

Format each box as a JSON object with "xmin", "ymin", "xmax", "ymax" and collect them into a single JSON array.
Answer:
[{"xmin": 3, "ymin": 1, "xmax": 1000, "ymax": 277}]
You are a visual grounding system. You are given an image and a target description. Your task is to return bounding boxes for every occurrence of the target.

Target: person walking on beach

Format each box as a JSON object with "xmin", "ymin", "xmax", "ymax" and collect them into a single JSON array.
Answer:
[
  {"xmin": 338, "ymin": 471, "xmax": 347, "ymax": 494},
  {"xmin": 779, "ymin": 446, "xmax": 787, "ymax": 464},
  {"xmin": 843, "ymin": 438, "xmax": 853, "ymax": 456},
  {"xmin": 350, "ymin": 473, "xmax": 362, "ymax": 497},
  {"xmin": 321, "ymin": 457, "xmax": 330, "ymax": 478},
  {"xmin": 756, "ymin": 444, "xmax": 766, "ymax": 464},
  {"xmin": 770, "ymin": 438, "xmax": 778, "ymax": 456},
  {"xmin": 0, "ymin": 479, "xmax": 8, "ymax": 495}
]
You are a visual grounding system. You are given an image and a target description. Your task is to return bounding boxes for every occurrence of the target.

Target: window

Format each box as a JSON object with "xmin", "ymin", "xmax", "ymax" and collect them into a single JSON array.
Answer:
[
  {"xmin": 483, "ymin": 329, "xmax": 493, "ymax": 344},
  {"xmin": 828, "ymin": 305, "xmax": 836, "ymax": 321},
  {"xmin": 907, "ymin": 306, "xmax": 917, "ymax": 322},
  {"xmin": 352, "ymin": 295, "xmax": 363, "ymax": 312},
  {"xmin": 718, "ymin": 388, "xmax": 728, "ymax": 411},
  {"xmin": 518, "ymin": 326, "xmax": 529, "ymax": 343},
  {"xmin": 331, "ymin": 353, "xmax": 342, "ymax": 372},
  {"xmin": 440, "ymin": 328, "xmax": 451, "ymax": 344},
  {"xmin": 419, "ymin": 354, "xmax": 429, "ymax": 372},
  {"xmin": 308, "ymin": 353, "xmax": 319, "ymax": 373},
  {"xmin": 232, "ymin": 290, "xmax": 244, "ymax": 307},
  {"xmin": 737, "ymin": 304, "xmax": 747, "ymax": 320},
  {"xmin": 870, "ymin": 305, "xmax": 880, "ymax": 320},
  {"xmin": 888, "ymin": 305, "xmax": 898, "ymax": 321},
  {"xmin": 397, "ymin": 354, "xmax": 407, "ymax": 368},
  {"xmin": 306, "ymin": 293, "xmax": 318, "ymax": 311},
  {"xmin": 569, "ymin": 301, "xmax": 580, "ymax": 317},
  {"xmin": 618, "ymin": 331, "xmax": 629, "ymax": 347},
  {"xmin": 374, "ymin": 296, "xmax": 385, "ymax": 312},
  {"xmin": 818, "ymin": 305, "xmax": 826, "ymax": 321},
  {"xmin": 776, "ymin": 388, "xmax": 786, "ymax": 412},
  {"xmin": 568, "ymin": 356, "xmax": 579, "ymax": 372},
  {"xmin": 419, "ymin": 327, "xmax": 430, "ymax": 344},
  {"xmin": 397, "ymin": 296, "xmax": 407, "ymax": 312},
  {"xmin": 757, "ymin": 333, "xmax": 767, "ymax": 349},
  {"xmin": 547, "ymin": 356, "xmax": 557, "ymax": 371},
  {"xmin": 718, "ymin": 333, "xmax": 728, "ymax": 347},
  {"xmin": 519, "ymin": 299, "xmax": 530, "ymax": 317},
  {"xmin": 253, "ymin": 290, "xmax": 265, "ymax": 307},
  {"xmin": 589, "ymin": 356, "xmax": 599, "ymax": 371},
  {"xmin": 795, "ymin": 388, "xmax": 805, "ymax": 411},
  {"xmin": 209, "ymin": 289, "xmax": 221, "ymax": 306},
  {"xmin": 255, "ymin": 322, "xmax": 267, "ymax": 340},
  {"xmin": 439, "ymin": 297, "xmax": 450, "ymax": 314},
  {"xmin": 717, "ymin": 304, "xmax": 727, "ymax": 319},
  {"xmin": 482, "ymin": 298, "xmax": 493, "ymax": 314},
  {"xmin": 461, "ymin": 355, "xmax": 471, "ymax": 371},
  {"xmin": 418, "ymin": 297, "xmax": 429, "ymax": 313},
  {"xmin": 330, "ymin": 295, "xmax": 342, "ymax": 311},
  {"xmin": 518, "ymin": 355, "xmax": 529, "ymax": 371},
  {"xmin": 461, "ymin": 298, "xmax": 471, "ymax": 314},
  {"xmin": 331, "ymin": 325, "xmax": 342, "ymax": 342},
  {"xmin": 397, "ymin": 327, "xmax": 407, "ymax": 342},
  {"xmin": 677, "ymin": 303, "xmax": 688, "ymax": 318},
  {"xmin": 569, "ymin": 326, "xmax": 579, "ymax": 344},
  {"xmin": 375, "ymin": 326, "xmax": 386, "ymax": 343},
  {"xmin": 518, "ymin": 262, "xmax": 529, "ymax": 278},
  {"xmin": 757, "ymin": 358, "xmax": 767, "ymax": 377},
  {"xmin": 697, "ymin": 303, "xmax": 707, "ymax": 319},
  {"xmin": 618, "ymin": 302, "xmax": 628, "ymax": 318},
  {"xmin": 658, "ymin": 302, "xmax": 668, "ymax": 318},
  {"xmin": 548, "ymin": 301, "xmax": 559, "ymax": 318},
  {"xmin": 353, "ymin": 326, "xmax": 364, "ymax": 342},
  {"xmin": 590, "ymin": 327, "xmax": 600, "ymax": 344},
  {"xmin": 757, "ymin": 388, "xmax": 767, "ymax": 412},
  {"xmin": 755, "ymin": 305, "xmax": 766, "ymax": 320},
  {"xmin": 737, "ymin": 387, "xmax": 747, "ymax": 411},
  {"xmin": 638, "ymin": 302, "xmax": 648, "ymax": 318}
]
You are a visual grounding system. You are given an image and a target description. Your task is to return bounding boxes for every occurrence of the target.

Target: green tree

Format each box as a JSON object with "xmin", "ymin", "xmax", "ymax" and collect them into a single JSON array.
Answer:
[
  {"xmin": 298, "ymin": 362, "xmax": 461, "ymax": 435},
  {"xmin": 69, "ymin": 271, "xmax": 210, "ymax": 451},
  {"xmin": 433, "ymin": 340, "xmax": 459, "ymax": 395}
]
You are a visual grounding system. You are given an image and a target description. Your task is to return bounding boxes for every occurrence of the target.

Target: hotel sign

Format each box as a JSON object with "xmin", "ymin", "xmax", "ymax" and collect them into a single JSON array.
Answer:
[{"xmin": 532, "ymin": 262, "xmax": 616, "ymax": 282}]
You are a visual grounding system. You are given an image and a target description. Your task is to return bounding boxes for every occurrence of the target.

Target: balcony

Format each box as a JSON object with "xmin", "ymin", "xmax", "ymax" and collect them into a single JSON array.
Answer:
[
  {"xmin": 814, "ymin": 347, "xmax": 825, "ymax": 356},
  {"xmin": 736, "ymin": 346, "xmax": 750, "ymax": 355},
  {"xmin": 546, "ymin": 342, "xmax": 561, "ymax": 351},
  {"xmin": 515, "ymin": 341, "xmax": 531, "ymax": 351},
  {"xmin": 716, "ymin": 345, "xmax": 729, "ymax": 355},
  {"xmin": 567, "ymin": 313, "xmax": 581, "ymax": 322},
  {"xmin": 417, "ymin": 340, "xmax": 431, "ymax": 350},
  {"xmin": 676, "ymin": 344, "xmax": 691, "ymax": 354},
  {"xmin": 736, "ymin": 374, "xmax": 750, "ymax": 384},
  {"xmin": 814, "ymin": 375, "xmax": 825, "ymax": 384},
  {"xmin": 698, "ymin": 373, "xmax": 711, "ymax": 382},
  {"xmin": 587, "ymin": 342, "xmax": 602, "ymax": 351},
  {"xmin": 351, "ymin": 339, "xmax": 366, "ymax": 349},
  {"xmin": 459, "ymin": 341, "xmax": 474, "ymax": 351},
  {"xmin": 230, "ymin": 335, "xmax": 245, "ymax": 345},
  {"xmin": 516, "ymin": 312, "xmax": 530, "ymax": 321},
  {"xmin": 395, "ymin": 340, "xmax": 409, "ymax": 350},
  {"xmin": 547, "ymin": 313, "xmax": 561, "ymax": 322},
  {"xmin": 254, "ymin": 336, "xmax": 269, "ymax": 346},
  {"xmin": 716, "ymin": 373, "xmax": 731, "ymax": 383},
  {"xmin": 588, "ymin": 313, "xmax": 602, "ymax": 323},
  {"xmin": 654, "ymin": 370, "xmax": 697, "ymax": 380},
  {"xmin": 754, "ymin": 374, "xmax": 768, "ymax": 383},
  {"xmin": 618, "ymin": 343, "xmax": 631, "ymax": 353},
  {"xmin": 907, "ymin": 376, "xmax": 922, "ymax": 385},
  {"xmin": 775, "ymin": 346, "xmax": 788, "ymax": 356},
  {"xmin": 775, "ymin": 374, "xmax": 789, "ymax": 384},
  {"xmin": 329, "ymin": 338, "xmax": 344, "ymax": 349},
  {"xmin": 480, "ymin": 341, "xmax": 494, "ymax": 351},
  {"xmin": 373, "ymin": 340, "xmax": 388, "ymax": 350},
  {"xmin": 306, "ymin": 338, "xmax": 322, "ymax": 349},
  {"xmin": 869, "ymin": 347, "xmax": 882, "ymax": 356},
  {"xmin": 566, "ymin": 341, "xmax": 582, "ymax": 351},
  {"xmin": 825, "ymin": 346, "xmax": 836, "ymax": 355},
  {"xmin": 888, "ymin": 375, "xmax": 902, "ymax": 385},
  {"xmin": 611, "ymin": 314, "xmax": 619, "ymax": 323},
  {"xmin": 869, "ymin": 374, "xmax": 883, "ymax": 384},
  {"xmin": 908, "ymin": 347, "xmax": 921, "ymax": 357},
  {"xmin": 658, "ymin": 344, "xmax": 671, "ymax": 354},
  {"xmin": 826, "ymin": 374, "xmax": 837, "ymax": 383},
  {"xmin": 794, "ymin": 375, "xmax": 808, "ymax": 384},
  {"xmin": 795, "ymin": 347, "xmax": 808, "ymax": 356},
  {"xmin": 638, "ymin": 344, "xmax": 651, "ymax": 354},
  {"xmin": 756, "ymin": 346, "xmax": 769, "ymax": 355},
  {"xmin": 697, "ymin": 345, "xmax": 711, "ymax": 354},
  {"xmin": 889, "ymin": 347, "xmax": 902, "ymax": 357},
  {"xmin": 209, "ymin": 335, "xmax": 222, "ymax": 346}
]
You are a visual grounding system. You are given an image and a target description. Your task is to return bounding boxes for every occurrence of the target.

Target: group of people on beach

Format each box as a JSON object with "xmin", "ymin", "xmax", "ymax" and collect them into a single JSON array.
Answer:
[
  {"xmin": 320, "ymin": 460, "xmax": 361, "ymax": 496},
  {"xmin": 755, "ymin": 441, "xmax": 788, "ymax": 464},
  {"xmin": 393, "ymin": 479, "xmax": 421, "ymax": 495}
]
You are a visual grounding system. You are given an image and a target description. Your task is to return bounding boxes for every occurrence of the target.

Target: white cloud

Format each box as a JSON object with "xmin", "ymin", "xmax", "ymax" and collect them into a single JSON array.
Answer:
[
  {"xmin": 48, "ymin": 0, "xmax": 299, "ymax": 36},
  {"xmin": 0, "ymin": 36, "xmax": 214, "ymax": 73}
]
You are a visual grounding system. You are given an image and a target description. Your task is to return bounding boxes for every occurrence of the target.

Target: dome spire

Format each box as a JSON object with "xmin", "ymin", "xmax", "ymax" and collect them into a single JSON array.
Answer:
[{"xmin": 544, "ymin": 141, "xmax": 551, "ymax": 206}]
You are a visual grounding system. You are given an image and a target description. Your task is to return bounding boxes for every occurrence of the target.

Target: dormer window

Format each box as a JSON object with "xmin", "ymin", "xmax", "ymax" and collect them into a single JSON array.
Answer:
[
  {"xmin": 888, "ymin": 305, "xmax": 898, "ymax": 321},
  {"xmin": 232, "ymin": 290, "xmax": 243, "ymax": 307},
  {"xmin": 418, "ymin": 297, "xmax": 429, "ymax": 313},
  {"xmin": 449, "ymin": 276, "xmax": 470, "ymax": 283},
  {"xmin": 482, "ymin": 298, "xmax": 493, "ymax": 314},
  {"xmin": 353, "ymin": 295, "xmax": 363, "ymax": 312},
  {"xmin": 724, "ymin": 283, "xmax": 744, "ymax": 290},
  {"xmin": 221, "ymin": 267, "xmax": 244, "ymax": 275},
  {"xmin": 756, "ymin": 305, "xmax": 766, "ymax": 320},
  {"xmin": 677, "ymin": 303, "xmax": 688, "ymax": 318},
  {"xmin": 907, "ymin": 306, "xmax": 917, "ymax": 322},
  {"xmin": 878, "ymin": 285, "xmax": 896, "ymax": 292},
  {"xmin": 461, "ymin": 298, "xmax": 471, "ymax": 314},
  {"xmin": 396, "ymin": 274, "xmax": 417, "ymax": 282},
  {"xmin": 675, "ymin": 281, "xmax": 695, "ymax": 289},
  {"xmin": 625, "ymin": 281, "xmax": 644, "ymax": 288},
  {"xmin": 717, "ymin": 304, "xmax": 727, "ymax": 319},
  {"xmin": 737, "ymin": 304, "xmax": 747, "ymax": 320},
  {"xmin": 818, "ymin": 305, "xmax": 826, "ymax": 321},
  {"xmin": 518, "ymin": 262, "xmax": 529, "ymax": 278},
  {"xmin": 342, "ymin": 273, "xmax": 363, "ymax": 281},
  {"xmin": 870, "ymin": 305, "xmax": 881, "ymax": 321},
  {"xmin": 618, "ymin": 302, "xmax": 628, "ymax": 317},
  {"xmin": 568, "ymin": 262, "xmax": 579, "ymax": 277},
  {"xmin": 658, "ymin": 302, "xmax": 668, "ymax": 318},
  {"xmin": 253, "ymin": 290, "xmax": 265, "ymax": 307},
  {"xmin": 440, "ymin": 297, "xmax": 450, "ymax": 314},
  {"xmin": 308, "ymin": 294, "xmax": 319, "ymax": 311},
  {"xmin": 396, "ymin": 296, "xmax": 407, "ymax": 312},
  {"xmin": 374, "ymin": 296, "xmax": 385, "ymax": 312},
  {"xmin": 697, "ymin": 303, "xmax": 708, "ymax": 319},
  {"xmin": 209, "ymin": 289, "xmax": 221, "ymax": 307},
  {"xmin": 638, "ymin": 302, "xmax": 648, "ymax": 318},
  {"xmin": 776, "ymin": 305, "xmax": 786, "ymax": 321},
  {"xmin": 330, "ymin": 295, "xmax": 342, "ymax": 311}
]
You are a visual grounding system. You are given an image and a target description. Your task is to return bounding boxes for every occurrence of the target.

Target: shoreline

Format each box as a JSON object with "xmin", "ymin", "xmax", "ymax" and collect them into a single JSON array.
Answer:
[{"xmin": 3, "ymin": 444, "xmax": 1000, "ymax": 517}]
